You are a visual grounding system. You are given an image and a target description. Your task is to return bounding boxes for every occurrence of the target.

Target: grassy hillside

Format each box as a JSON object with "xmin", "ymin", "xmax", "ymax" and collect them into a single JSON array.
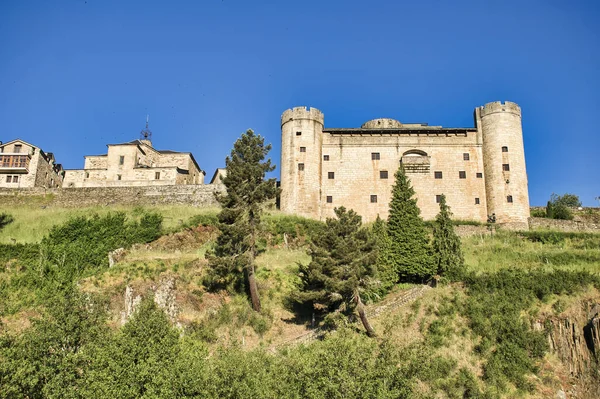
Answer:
[{"xmin": 1, "ymin": 204, "xmax": 599, "ymax": 398}]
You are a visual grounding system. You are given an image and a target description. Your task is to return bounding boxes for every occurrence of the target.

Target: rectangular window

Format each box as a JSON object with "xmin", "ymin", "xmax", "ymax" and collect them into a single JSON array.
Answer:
[
  {"xmin": 328, "ymin": 172, "xmax": 334, "ymax": 179},
  {"xmin": 502, "ymin": 146, "xmax": 508, "ymax": 152},
  {"xmin": 380, "ymin": 170, "xmax": 388, "ymax": 179},
  {"xmin": 298, "ymin": 163, "xmax": 304, "ymax": 171},
  {"xmin": 371, "ymin": 152, "xmax": 380, "ymax": 160},
  {"xmin": 502, "ymin": 164, "xmax": 510, "ymax": 171},
  {"xmin": 459, "ymin": 171, "xmax": 466, "ymax": 179},
  {"xmin": 476, "ymin": 172, "xmax": 483, "ymax": 178},
  {"xmin": 326, "ymin": 196, "xmax": 332, "ymax": 203},
  {"xmin": 13, "ymin": 176, "xmax": 19, "ymax": 183},
  {"xmin": 323, "ymin": 155, "xmax": 329, "ymax": 161},
  {"xmin": 85, "ymin": 172, "xmax": 90, "ymax": 179},
  {"xmin": 117, "ymin": 175, "xmax": 122, "ymax": 181},
  {"xmin": 434, "ymin": 171, "xmax": 443, "ymax": 179},
  {"xmin": 296, "ymin": 131, "xmax": 302, "ymax": 136},
  {"xmin": 475, "ymin": 198, "xmax": 480, "ymax": 205},
  {"xmin": 155, "ymin": 172, "xmax": 160, "ymax": 180},
  {"xmin": 14, "ymin": 145, "xmax": 22, "ymax": 153},
  {"xmin": 119, "ymin": 155, "xmax": 124, "ymax": 165},
  {"xmin": 463, "ymin": 153, "xmax": 470, "ymax": 161},
  {"xmin": 6, "ymin": 176, "xmax": 12, "ymax": 183},
  {"xmin": 370, "ymin": 195, "xmax": 378, "ymax": 203},
  {"xmin": 436, "ymin": 195, "xmax": 442, "ymax": 203},
  {"xmin": 299, "ymin": 147, "xmax": 306, "ymax": 153},
  {"xmin": 507, "ymin": 195, "xmax": 513, "ymax": 203}
]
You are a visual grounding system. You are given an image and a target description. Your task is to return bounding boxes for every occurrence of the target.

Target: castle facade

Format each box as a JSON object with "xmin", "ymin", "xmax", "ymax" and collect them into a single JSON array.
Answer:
[{"xmin": 280, "ymin": 101, "xmax": 530, "ymax": 228}]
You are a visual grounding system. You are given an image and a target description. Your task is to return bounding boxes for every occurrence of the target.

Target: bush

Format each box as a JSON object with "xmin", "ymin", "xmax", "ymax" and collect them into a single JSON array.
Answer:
[{"xmin": 0, "ymin": 212, "xmax": 14, "ymax": 231}]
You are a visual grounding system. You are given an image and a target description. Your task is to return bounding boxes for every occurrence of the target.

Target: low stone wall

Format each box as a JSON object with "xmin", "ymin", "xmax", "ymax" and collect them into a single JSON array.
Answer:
[
  {"xmin": 0, "ymin": 185, "xmax": 225, "ymax": 208},
  {"xmin": 455, "ymin": 225, "xmax": 492, "ymax": 238},
  {"xmin": 528, "ymin": 217, "xmax": 600, "ymax": 233}
]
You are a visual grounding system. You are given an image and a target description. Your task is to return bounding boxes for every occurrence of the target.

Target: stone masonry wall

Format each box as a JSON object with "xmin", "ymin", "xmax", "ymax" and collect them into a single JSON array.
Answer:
[
  {"xmin": 528, "ymin": 217, "xmax": 600, "ymax": 233},
  {"xmin": 0, "ymin": 184, "xmax": 224, "ymax": 208}
]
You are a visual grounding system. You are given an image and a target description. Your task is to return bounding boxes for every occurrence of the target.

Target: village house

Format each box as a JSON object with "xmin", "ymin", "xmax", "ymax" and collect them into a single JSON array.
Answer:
[{"xmin": 0, "ymin": 139, "xmax": 64, "ymax": 188}]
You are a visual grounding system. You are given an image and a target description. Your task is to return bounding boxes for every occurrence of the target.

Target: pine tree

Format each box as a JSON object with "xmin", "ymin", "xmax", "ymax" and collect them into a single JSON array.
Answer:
[
  {"xmin": 386, "ymin": 164, "xmax": 433, "ymax": 282},
  {"xmin": 205, "ymin": 129, "xmax": 278, "ymax": 312},
  {"xmin": 371, "ymin": 215, "xmax": 395, "ymax": 294},
  {"xmin": 295, "ymin": 207, "xmax": 378, "ymax": 337},
  {"xmin": 431, "ymin": 194, "xmax": 464, "ymax": 280}
]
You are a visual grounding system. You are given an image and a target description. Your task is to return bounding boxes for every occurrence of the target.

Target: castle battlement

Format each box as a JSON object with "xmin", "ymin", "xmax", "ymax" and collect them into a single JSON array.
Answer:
[
  {"xmin": 479, "ymin": 101, "xmax": 521, "ymax": 118},
  {"xmin": 281, "ymin": 107, "xmax": 324, "ymax": 126}
]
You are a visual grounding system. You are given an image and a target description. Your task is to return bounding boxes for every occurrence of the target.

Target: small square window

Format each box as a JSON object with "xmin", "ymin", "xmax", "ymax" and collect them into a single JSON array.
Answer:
[
  {"xmin": 371, "ymin": 152, "xmax": 380, "ymax": 160},
  {"xmin": 6, "ymin": 176, "xmax": 12, "ymax": 183},
  {"xmin": 502, "ymin": 164, "xmax": 510, "ymax": 171},
  {"xmin": 370, "ymin": 195, "xmax": 378, "ymax": 203},
  {"xmin": 459, "ymin": 171, "xmax": 466, "ymax": 179},
  {"xmin": 463, "ymin": 153, "xmax": 470, "ymax": 161},
  {"xmin": 328, "ymin": 172, "xmax": 334, "ymax": 179},
  {"xmin": 502, "ymin": 146, "xmax": 508, "ymax": 152},
  {"xmin": 119, "ymin": 155, "xmax": 124, "ymax": 165},
  {"xmin": 14, "ymin": 145, "xmax": 22, "ymax": 153},
  {"xmin": 326, "ymin": 196, "xmax": 332, "ymax": 203},
  {"xmin": 298, "ymin": 163, "xmax": 304, "ymax": 171},
  {"xmin": 299, "ymin": 147, "xmax": 306, "ymax": 152},
  {"xmin": 117, "ymin": 175, "xmax": 122, "ymax": 181},
  {"xmin": 323, "ymin": 155, "xmax": 329, "ymax": 161},
  {"xmin": 13, "ymin": 176, "xmax": 18, "ymax": 183},
  {"xmin": 155, "ymin": 172, "xmax": 160, "ymax": 180},
  {"xmin": 296, "ymin": 131, "xmax": 302, "ymax": 136},
  {"xmin": 475, "ymin": 198, "xmax": 480, "ymax": 205},
  {"xmin": 507, "ymin": 195, "xmax": 513, "ymax": 203},
  {"xmin": 476, "ymin": 172, "xmax": 483, "ymax": 178},
  {"xmin": 434, "ymin": 171, "xmax": 443, "ymax": 179},
  {"xmin": 380, "ymin": 170, "xmax": 388, "ymax": 179},
  {"xmin": 436, "ymin": 195, "xmax": 442, "ymax": 203}
]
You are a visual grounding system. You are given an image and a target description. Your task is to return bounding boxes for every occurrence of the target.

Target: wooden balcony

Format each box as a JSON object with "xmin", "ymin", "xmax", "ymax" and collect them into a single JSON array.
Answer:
[{"xmin": 0, "ymin": 154, "xmax": 31, "ymax": 173}]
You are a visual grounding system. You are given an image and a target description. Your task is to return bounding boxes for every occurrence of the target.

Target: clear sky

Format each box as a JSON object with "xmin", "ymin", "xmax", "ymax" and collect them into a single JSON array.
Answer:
[{"xmin": 1, "ymin": 0, "xmax": 598, "ymax": 206}]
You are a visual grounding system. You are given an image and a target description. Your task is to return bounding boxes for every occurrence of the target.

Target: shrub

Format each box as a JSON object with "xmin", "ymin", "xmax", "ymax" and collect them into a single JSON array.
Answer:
[{"xmin": 0, "ymin": 212, "xmax": 14, "ymax": 231}]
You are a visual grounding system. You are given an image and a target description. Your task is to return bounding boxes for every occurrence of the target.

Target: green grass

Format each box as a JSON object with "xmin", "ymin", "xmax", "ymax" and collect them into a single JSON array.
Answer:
[
  {"xmin": 462, "ymin": 230, "xmax": 600, "ymax": 274},
  {"xmin": 0, "ymin": 205, "xmax": 219, "ymax": 244}
]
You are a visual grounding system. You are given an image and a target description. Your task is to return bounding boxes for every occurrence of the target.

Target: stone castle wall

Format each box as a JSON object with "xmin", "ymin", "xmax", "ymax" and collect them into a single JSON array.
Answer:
[
  {"xmin": 528, "ymin": 217, "xmax": 600, "ymax": 233},
  {"xmin": 0, "ymin": 184, "xmax": 224, "ymax": 208}
]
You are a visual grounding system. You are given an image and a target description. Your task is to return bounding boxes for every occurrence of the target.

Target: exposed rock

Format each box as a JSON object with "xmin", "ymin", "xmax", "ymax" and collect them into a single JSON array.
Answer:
[
  {"xmin": 120, "ymin": 285, "xmax": 141, "ymax": 325},
  {"xmin": 154, "ymin": 276, "xmax": 178, "ymax": 322},
  {"xmin": 556, "ymin": 389, "xmax": 567, "ymax": 399},
  {"xmin": 108, "ymin": 247, "xmax": 127, "ymax": 268}
]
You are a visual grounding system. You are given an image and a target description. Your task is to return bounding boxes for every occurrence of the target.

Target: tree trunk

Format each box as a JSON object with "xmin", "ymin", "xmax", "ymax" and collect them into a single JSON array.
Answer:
[
  {"xmin": 355, "ymin": 293, "xmax": 376, "ymax": 337},
  {"xmin": 246, "ymin": 264, "xmax": 261, "ymax": 312}
]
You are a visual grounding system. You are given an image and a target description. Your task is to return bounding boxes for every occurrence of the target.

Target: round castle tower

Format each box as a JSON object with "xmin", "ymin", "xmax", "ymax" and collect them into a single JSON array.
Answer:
[
  {"xmin": 280, "ymin": 106, "xmax": 324, "ymax": 219},
  {"xmin": 478, "ymin": 101, "xmax": 530, "ymax": 228}
]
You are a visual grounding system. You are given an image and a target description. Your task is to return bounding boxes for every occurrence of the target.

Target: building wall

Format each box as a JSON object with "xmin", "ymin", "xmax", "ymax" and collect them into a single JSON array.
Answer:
[
  {"xmin": 66, "ymin": 143, "xmax": 203, "ymax": 187},
  {"xmin": 280, "ymin": 102, "xmax": 530, "ymax": 226},
  {"xmin": 0, "ymin": 184, "xmax": 224, "ymax": 208},
  {"xmin": 0, "ymin": 141, "xmax": 63, "ymax": 188},
  {"xmin": 319, "ymin": 134, "xmax": 488, "ymax": 222}
]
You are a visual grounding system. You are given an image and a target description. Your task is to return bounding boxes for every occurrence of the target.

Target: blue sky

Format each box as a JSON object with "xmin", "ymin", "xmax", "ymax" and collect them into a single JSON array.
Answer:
[{"xmin": 1, "ymin": 0, "xmax": 598, "ymax": 206}]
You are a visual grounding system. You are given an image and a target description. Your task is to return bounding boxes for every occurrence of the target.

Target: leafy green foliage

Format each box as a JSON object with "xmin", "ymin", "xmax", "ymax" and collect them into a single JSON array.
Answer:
[
  {"xmin": 0, "ymin": 287, "xmax": 108, "ymax": 399},
  {"xmin": 432, "ymin": 194, "xmax": 465, "ymax": 280},
  {"xmin": 205, "ymin": 129, "xmax": 279, "ymax": 312},
  {"xmin": 385, "ymin": 165, "xmax": 433, "ymax": 282},
  {"xmin": 371, "ymin": 215, "xmax": 396, "ymax": 295},
  {"xmin": 0, "ymin": 212, "xmax": 14, "ymax": 231},
  {"xmin": 545, "ymin": 193, "xmax": 581, "ymax": 220},
  {"xmin": 294, "ymin": 207, "xmax": 378, "ymax": 335},
  {"xmin": 462, "ymin": 268, "xmax": 599, "ymax": 391}
]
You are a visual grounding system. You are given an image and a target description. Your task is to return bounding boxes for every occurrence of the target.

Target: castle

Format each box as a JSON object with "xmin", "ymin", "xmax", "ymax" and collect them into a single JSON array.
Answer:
[{"xmin": 279, "ymin": 101, "xmax": 530, "ymax": 228}]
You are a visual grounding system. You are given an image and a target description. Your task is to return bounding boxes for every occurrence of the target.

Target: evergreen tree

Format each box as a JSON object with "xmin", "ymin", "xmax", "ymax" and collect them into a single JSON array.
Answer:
[
  {"xmin": 386, "ymin": 165, "xmax": 433, "ymax": 282},
  {"xmin": 371, "ymin": 215, "xmax": 395, "ymax": 294},
  {"xmin": 205, "ymin": 129, "xmax": 278, "ymax": 312},
  {"xmin": 295, "ymin": 207, "xmax": 378, "ymax": 337},
  {"xmin": 431, "ymin": 194, "xmax": 464, "ymax": 279}
]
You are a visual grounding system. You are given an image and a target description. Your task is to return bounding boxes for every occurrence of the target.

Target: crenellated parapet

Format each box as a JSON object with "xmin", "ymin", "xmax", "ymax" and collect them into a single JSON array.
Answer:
[
  {"xmin": 281, "ymin": 107, "xmax": 324, "ymax": 127},
  {"xmin": 479, "ymin": 101, "xmax": 521, "ymax": 118}
]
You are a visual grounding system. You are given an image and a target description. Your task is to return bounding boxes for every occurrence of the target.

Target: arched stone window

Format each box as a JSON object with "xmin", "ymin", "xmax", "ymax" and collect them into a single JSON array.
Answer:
[{"xmin": 401, "ymin": 149, "xmax": 430, "ymax": 173}]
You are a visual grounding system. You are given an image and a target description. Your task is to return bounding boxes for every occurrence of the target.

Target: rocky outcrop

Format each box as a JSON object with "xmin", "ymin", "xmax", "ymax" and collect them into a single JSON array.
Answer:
[
  {"xmin": 120, "ymin": 276, "xmax": 179, "ymax": 325},
  {"xmin": 108, "ymin": 248, "xmax": 127, "ymax": 268},
  {"xmin": 537, "ymin": 304, "xmax": 600, "ymax": 398}
]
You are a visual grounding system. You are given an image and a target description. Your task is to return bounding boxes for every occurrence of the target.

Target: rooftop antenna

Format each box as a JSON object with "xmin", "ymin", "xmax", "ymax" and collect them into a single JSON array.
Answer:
[{"xmin": 140, "ymin": 114, "xmax": 152, "ymax": 142}]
